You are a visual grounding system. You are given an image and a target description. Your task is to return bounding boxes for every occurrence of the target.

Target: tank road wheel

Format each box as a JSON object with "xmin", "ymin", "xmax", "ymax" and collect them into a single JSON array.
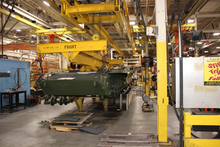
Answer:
[
  {"xmin": 51, "ymin": 98, "xmax": 55, "ymax": 106},
  {"xmin": 122, "ymin": 93, "xmax": 127, "ymax": 110},
  {"xmin": 115, "ymin": 94, "xmax": 121, "ymax": 111},
  {"xmin": 122, "ymin": 90, "xmax": 130, "ymax": 111},
  {"xmin": 59, "ymin": 98, "xmax": 63, "ymax": 105},
  {"xmin": 63, "ymin": 97, "xmax": 68, "ymax": 105}
]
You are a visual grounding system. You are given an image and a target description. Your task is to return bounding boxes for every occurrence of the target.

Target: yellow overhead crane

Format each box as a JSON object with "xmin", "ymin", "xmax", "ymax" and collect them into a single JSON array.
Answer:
[
  {"xmin": 37, "ymin": 39, "xmax": 123, "ymax": 71},
  {"xmin": 60, "ymin": 0, "xmax": 135, "ymax": 55}
]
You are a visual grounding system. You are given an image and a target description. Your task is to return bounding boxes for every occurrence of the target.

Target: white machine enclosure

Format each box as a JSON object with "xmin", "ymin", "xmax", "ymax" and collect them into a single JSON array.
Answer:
[{"xmin": 175, "ymin": 57, "xmax": 220, "ymax": 108}]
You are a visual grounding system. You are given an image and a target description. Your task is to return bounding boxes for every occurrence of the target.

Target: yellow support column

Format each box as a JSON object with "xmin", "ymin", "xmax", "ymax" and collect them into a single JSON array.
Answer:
[
  {"xmin": 92, "ymin": 98, "xmax": 96, "ymax": 103},
  {"xmin": 156, "ymin": 0, "xmax": 168, "ymax": 142},
  {"xmin": 74, "ymin": 97, "xmax": 84, "ymax": 112},
  {"xmin": 102, "ymin": 99, "xmax": 108, "ymax": 112}
]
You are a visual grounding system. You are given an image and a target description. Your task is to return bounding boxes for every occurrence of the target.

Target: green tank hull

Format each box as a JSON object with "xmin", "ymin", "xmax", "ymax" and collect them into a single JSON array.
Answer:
[{"xmin": 36, "ymin": 68, "xmax": 133, "ymax": 99}]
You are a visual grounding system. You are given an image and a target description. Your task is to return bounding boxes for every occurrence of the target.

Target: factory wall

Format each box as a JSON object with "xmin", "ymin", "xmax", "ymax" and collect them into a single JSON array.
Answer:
[{"xmin": 0, "ymin": 59, "xmax": 30, "ymax": 109}]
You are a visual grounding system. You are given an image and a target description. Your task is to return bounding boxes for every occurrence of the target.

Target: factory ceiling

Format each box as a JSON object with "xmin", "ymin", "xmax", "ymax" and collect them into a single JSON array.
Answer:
[{"xmin": 0, "ymin": 0, "xmax": 220, "ymax": 58}]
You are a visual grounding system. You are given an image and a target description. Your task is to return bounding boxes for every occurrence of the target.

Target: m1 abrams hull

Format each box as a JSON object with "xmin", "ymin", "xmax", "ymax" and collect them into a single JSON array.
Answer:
[
  {"xmin": 36, "ymin": 68, "xmax": 134, "ymax": 111},
  {"xmin": 36, "ymin": 68, "xmax": 133, "ymax": 98}
]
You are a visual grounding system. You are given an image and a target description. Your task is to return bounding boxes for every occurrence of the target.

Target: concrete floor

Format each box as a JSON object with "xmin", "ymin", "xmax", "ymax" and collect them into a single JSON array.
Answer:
[{"xmin": 0, "ymin": 87, "xmax": 180, "ymax": 147}]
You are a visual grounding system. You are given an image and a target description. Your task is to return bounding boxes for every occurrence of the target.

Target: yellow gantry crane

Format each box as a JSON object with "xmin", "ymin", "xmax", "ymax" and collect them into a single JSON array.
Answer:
[{"xmin": 59, "ymin": 0, "xmax": 135, "ymax": 55}]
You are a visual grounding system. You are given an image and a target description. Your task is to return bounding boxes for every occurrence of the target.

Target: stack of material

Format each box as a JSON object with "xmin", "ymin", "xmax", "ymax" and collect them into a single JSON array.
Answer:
[{"xmin": 49, "ymin": 112, "xmax": 93, "ymax": 132}]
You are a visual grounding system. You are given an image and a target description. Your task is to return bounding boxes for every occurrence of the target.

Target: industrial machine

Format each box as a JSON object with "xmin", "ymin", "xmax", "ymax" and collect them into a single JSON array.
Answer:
[
  {"xmin": 0, "ymin": 59, "xmax": 30, "ymax": 109},
  {"xmin": 36, "ymin": 68, "xmax": 134, "ymax": 111}
]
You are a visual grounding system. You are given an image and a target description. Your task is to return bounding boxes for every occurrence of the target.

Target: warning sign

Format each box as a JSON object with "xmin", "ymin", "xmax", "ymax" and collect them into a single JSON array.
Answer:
[{"xmin": 204, "ymin": 57, "xmax": 220, "ymax": 85}]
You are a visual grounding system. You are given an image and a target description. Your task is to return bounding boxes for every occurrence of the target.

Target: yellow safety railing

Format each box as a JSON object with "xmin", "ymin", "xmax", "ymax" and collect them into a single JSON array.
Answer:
[{"xmin": 184, "ymin": 112, "xmax": 220, "ymax": 147}]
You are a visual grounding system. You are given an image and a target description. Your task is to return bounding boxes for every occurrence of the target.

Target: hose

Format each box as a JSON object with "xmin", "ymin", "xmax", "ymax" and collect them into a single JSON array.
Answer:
[{"xmin": 137, "ymin": 0, "xmax": 156, "ymax": 51}]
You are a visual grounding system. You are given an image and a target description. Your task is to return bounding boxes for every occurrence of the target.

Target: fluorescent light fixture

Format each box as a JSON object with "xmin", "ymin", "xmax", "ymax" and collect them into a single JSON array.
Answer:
[
  {"xmin": 197, "ymin": 42, "xmax": 203, "ymax": 44},
  {"xmin": 189, "ymin": 47, "xmax": 194, "ymax": 50},
  {"xmin": 18, "ymin": 39, "xmax": 21, "ymax": 40},
  {"xmin": 204, "ymin": 51, "xmax": 208, "ymax": 53},
  {"xmin": 16, "ymin": 29, "xmax": 21, "ymax": 32},
  {"xmin": 31, "ymin": 41, "xmax": 34, "ymax": 43},
  {"xmin": 63, "ymin": 34, "xmax": 76, "ymax": 41},
  {"xmin": 187, "ymin": 19, "xmax": 194, "ymax": 23},
  {"xmin": 43, "ymin": 1, "xmax": 50, "ymax": 6},
  {"xmin": 216, "ymin": 47, "xmax": 220, "ymax": 49},
  {"xmin": 213, "ymin": 33, "xmax": 220, "ymax": 36},
  {"xmin": 79, "ymin": 24, "xmax": 84, "ymax": 28},
  {"xmin": 139, "ymin": 37, "xmax": 142, "ymax": 39},
  {"xmin": 129, "ymin": 21, "xmax": 135, "ymax": 25},
  {"xmin": 32, "ymin": 34, "xmax": 36, "ymax": 37},
  {"xmin": 14, "ymin": 36, "xmax": 18, "ymax": 38}
]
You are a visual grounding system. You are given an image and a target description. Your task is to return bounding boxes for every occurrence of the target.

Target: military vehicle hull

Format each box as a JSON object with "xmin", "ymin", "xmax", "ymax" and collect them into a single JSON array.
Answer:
[{"xmin": 36, "ymin": 68, "xmax": 133, "ymax": 98}]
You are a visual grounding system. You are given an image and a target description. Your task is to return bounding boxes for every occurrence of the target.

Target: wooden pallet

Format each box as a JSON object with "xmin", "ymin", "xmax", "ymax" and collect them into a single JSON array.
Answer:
[
  {"xmin": 98, "ymin": 133, "xmax": 159, "ymax": 147},
  {"xmin": 49, "ymin": 125, "xmax": 81, "ymax": 132},
  {"xmin": 51, "ymin": 113, "xmax": 93, "ymax": 126},
  {"xmin": 49, "ymin": 112, "xmax": 93, "ymax": 132},
  {"xmin": 49, "ymin": 122, "xmax": 93, "ymax": 132}
]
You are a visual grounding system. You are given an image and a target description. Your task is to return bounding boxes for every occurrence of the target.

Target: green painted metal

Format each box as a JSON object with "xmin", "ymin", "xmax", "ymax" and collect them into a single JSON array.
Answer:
[{"xmin": 36, "ymin": 68, "xmax": 134, "ymax": 99}]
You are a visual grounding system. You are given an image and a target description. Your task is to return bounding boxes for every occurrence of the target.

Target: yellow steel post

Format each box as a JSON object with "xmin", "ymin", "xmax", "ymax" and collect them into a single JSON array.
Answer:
[
  {"xmin": 102, "ymin": 99, "xmax": 108, "ymax": 112},
  {"xmin": 92, "ymin": 98, "xmax": 96, "ymax": 103},
  {"xmin": 156, "ymin": 0, "xmax": 168, "ymax": 142},
  {"xmin": 74, "ymin": 98, "xmax": 80, "ymax": 111},
  {"xmin": 77, "ymin": 97, "xmax": 84, "ymax": 112},
  {"xmin": 184, "ymin": 112, "xmax": 191, "ymax": 141}
]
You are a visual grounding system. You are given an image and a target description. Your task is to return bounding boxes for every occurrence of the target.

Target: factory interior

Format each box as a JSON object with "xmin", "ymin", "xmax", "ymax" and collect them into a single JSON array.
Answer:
[{"xmin": 0, "ymin": 0, "xmax": 220, "ymax": 147}]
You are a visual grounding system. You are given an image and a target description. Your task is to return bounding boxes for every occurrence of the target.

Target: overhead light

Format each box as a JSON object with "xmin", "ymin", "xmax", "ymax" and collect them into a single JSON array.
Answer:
[
  {"xmin": 63, "ymin": 34, "xmax": 76, "ymax": 41},
  {"xmin": 31, "ymin": 41, "xmax": 34, "ymax": 43},
  {"xmin": 187, "ymin": 19, "xmax": 194, "ymax": 23},
  {"xmin": 168, "ymin": 42, "xmax": 171, "ymax": 45},
  {"xmin": 189, "ymin": 47, "xmax": 194, "ymax": 50},
  {"xmin": 218, "ymin": 54, "xmax": 220, "ymax": 55},
  {"xmin": 32, "ymin": 34, "xmax": 36, "ymax": 37},
  {"xmin": 135, "ymin": 48, "xmax": 136, "ymax": 50},
  {"xmin": 213, "ymin": 33, "xmax": 220, "ymax": 36},
  {"xmin": 14, "ymin": 36, "xmax": 18, "ymax": 38},
  {"xmin": 197, "ymin": 42, "xmax": 203, "ymax": 44},
  {"xmin": 139, "ymin": 37, "xmax": 142, "ymax": 39},
  {"xmin": 204, "ymin": 51, "xmax": 208, "ymax": 53},
  {"xmin": 136, "ymin": 52, "xmax": 138, "ymax": 54},
  {"xmin": 129, "ymin": 21, "xmax": 135, "ymax": 25},
  {"xmin": 16, "ymin": 29, "xmax": 21, "ymax": 32},
  {"xmin": 79, "ymin": 24, "xmax": 84, "ymax": 28},
  {"xmin": 216, "ymin": 47, "xmax": 220, "ymax": 49},
  {"xmin": 18, "ymin": 39, "xmax": 21, "ymax": 40},
  {"xmin": 43, "ymin": 1, "xmax": 50, "ymax": 6}
]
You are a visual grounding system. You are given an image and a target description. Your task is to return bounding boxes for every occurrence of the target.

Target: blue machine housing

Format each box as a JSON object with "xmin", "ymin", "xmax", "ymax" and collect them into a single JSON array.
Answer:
[{"xmin": 0, "ymin": 59, "xmax": 30, "ymax": 109}]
